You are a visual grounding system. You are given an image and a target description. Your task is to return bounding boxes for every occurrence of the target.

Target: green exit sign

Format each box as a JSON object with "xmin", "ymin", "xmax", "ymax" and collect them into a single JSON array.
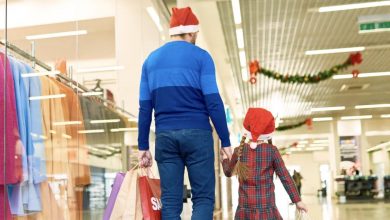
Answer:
[{"xmin": 358, "ymin": 14, "xmax": 390, "ymax": 34}]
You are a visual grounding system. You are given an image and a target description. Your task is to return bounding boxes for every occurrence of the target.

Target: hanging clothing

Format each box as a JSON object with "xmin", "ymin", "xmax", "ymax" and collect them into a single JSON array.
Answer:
[{"xmin": 0, "ymin": 52, "xmax": 23, "ymax": 220}]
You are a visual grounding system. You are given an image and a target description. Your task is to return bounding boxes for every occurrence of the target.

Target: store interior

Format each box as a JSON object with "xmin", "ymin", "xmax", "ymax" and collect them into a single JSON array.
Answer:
[{"xmin": 1, "ymin": 0, "xmax": 390, "ymax": 219}]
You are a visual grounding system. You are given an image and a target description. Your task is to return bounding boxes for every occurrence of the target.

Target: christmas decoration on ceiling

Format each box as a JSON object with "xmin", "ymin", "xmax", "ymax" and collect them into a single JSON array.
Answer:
[
  {"xmin": 248, "ymin": 52, "xmax": 363, "ymax": 84},
  {"xmin": 276, "ymin": 118, "xmax": 312, "ymax": 131}
]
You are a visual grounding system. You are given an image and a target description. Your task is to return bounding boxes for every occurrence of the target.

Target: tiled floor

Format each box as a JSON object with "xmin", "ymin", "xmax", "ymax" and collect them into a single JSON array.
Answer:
[{"xmin": 182, "ymin": 195, "xmax": 390, "ymax": 220}]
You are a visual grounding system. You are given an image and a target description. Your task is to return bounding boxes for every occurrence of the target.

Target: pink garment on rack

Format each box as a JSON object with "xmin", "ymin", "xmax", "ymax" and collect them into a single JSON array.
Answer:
[{"xmin": 0, "ymin": 53, "xmax": 23, "ymax": 219}]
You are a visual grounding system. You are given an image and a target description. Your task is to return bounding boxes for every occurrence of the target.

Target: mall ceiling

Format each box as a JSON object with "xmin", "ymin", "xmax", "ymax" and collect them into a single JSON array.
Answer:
[{"xmin": 215, "ymin": 0, "xmax": 390, "ymax": 123}]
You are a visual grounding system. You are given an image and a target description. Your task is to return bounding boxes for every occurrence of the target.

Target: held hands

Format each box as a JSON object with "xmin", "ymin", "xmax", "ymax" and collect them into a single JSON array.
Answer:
[
  {"xmin": 220, "ymin": 146, "xmax": 233, "ymax": 161},
  {"xmin": 138, "ymin": 150, "xmax": 153, "ymax": 168},
  {"xmin": 296, "ymin": 201, "xmax": 308, "ymax": 213}
]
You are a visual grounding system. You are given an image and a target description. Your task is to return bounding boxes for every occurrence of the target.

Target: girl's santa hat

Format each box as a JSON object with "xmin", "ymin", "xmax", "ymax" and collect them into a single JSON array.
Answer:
[
  {"xmin": 243, "ymin": 108, "xmax": 275, "ymax": 149},
  {"xmin": 169, "ymin": 7, "xmax": 199, "ymax": 36}
]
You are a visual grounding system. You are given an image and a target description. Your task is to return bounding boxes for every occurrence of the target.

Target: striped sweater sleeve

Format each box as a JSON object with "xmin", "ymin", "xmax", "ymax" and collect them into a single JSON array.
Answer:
[
  {"xmin": 200, "ymin": 51, "xmax": 231, "ymax": 147},
  {"xmin": 138, "ymin": 60, "xmax": 153, "ymax": 150}
]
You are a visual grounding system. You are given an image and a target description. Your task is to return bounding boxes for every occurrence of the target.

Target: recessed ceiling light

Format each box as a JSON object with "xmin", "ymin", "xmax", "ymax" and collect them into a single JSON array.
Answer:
[
  {"xmin": 311, "ymin": 106, "xmax": 345, "ymax": 112},
  {"xmin": 305, "ymin": 47, "xmax": 365, "ymax": 55},
  {"xmin": 333, "ymin": 72, "xmax": 390, "ymax": 79},
  {"xmin": 306, "ymin": 146, "xmax": 325, "ymax": 151},
  {"xmin": 78, "ymin": 129, "xmax": 105, "ymax": 134},
  {"xmin": 310, "ymin": 143, "xmax": 328, "ymax": 147},
  {"xmin": 231, "ymin": 0, "xmax": 242, "ymax": 24},
  {"xmin": 312, "ymin": 117, "xmax": 334, "ymax": 122},
  {"xmin": 318, "ymin": 1, "xmax": 390, "ymax": 13},
  {"xmin": 298, "ymin": 140, "xmax": 308, "ymax": 144},
  {"xmin": 355, "ymin": 104, "xmax": 390, "ymax": 109},
  {"xmin": 26, "ymin": 30, "xmax": 87, "ymax": 40},
  {"xmin": 236, "ymin": 28, "xmax": 245, "ymax": 49},
  {"xmin": 313, "ymin": 139, "xmax": 328, "ymax": 144},
  {"xmin": 341, "ymin": 115, "xmax": 372, "ymax": 120},
  {"xmin": 90, "ymin": 119, "xmax": 121, "ymax": 124},
  {"xmin": 381, "ymin": 114, "xmax": 390, "ymax": 118},
  {"xmin": 239, "ymin": 51, "xmax": 247, "ymax": 67}
]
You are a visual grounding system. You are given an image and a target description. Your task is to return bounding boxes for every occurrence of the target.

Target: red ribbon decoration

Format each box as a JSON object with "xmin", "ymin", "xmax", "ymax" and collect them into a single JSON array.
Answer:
[
  {"xmin": 305, "ymin": 118, "xmax": 313, "ymax": 130},
  {"xmin": 349, "ymin": 52, "xmax": 363, "ymax": 65},
  {"xmin": 249, "ymin": 60, "xmax": 260, "ymax": 74},
  {"xmin": 352, "ymin": 69, "xmax": 360, "ymax": 78}
]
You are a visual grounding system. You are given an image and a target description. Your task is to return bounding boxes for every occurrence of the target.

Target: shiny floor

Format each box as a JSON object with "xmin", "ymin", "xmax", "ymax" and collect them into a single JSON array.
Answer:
[{"xmin": 183, "ymin": 195, "xmax": 390, "ymax": 220}]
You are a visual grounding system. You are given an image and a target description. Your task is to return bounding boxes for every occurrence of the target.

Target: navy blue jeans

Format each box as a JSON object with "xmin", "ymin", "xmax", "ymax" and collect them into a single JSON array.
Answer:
[{"xmin": 155, "ymin": 129, "xmax": 215, "ymax": 220}]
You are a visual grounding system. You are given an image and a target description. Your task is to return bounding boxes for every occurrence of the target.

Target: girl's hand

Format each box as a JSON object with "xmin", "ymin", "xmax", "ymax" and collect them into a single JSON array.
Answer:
[{"xmin": 296, "ymin": 201, "xmax": 308, "ymax": 213}]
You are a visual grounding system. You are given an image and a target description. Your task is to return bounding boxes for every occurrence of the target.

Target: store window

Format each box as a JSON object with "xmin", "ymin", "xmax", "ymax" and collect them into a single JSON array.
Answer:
[{"xmin": 1, "ymin": 0, "xmax": 167, "ymax": 219}]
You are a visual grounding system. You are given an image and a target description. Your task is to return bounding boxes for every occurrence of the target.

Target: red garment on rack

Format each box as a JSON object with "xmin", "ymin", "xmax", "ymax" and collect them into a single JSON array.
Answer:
[{"xmin": 0, "ymin": 53, "xmax": 23, "ymax": 220}]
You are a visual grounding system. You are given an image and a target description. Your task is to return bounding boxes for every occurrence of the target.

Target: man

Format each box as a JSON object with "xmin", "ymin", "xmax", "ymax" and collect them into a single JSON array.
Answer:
[
  {"xmin": 137, "ymin": 7, "xmax": 232, "ymax": 220},
  {"xmin": 292, "ymin": 170, "xmax": 303, "ymax": 195}
]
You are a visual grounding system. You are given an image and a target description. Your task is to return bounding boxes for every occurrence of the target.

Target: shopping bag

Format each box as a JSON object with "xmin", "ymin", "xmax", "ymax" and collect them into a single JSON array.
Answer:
[
  {"xmin": 138, "ymin": 171, "xmax": 161, "ymax": 220},
  {"xmin": 103, "ymin": 172, "xmax": 126, "ymax": 220},
  {"xmin": 110, "ymin": 167, "xmax": 142, "ymax": 220}
]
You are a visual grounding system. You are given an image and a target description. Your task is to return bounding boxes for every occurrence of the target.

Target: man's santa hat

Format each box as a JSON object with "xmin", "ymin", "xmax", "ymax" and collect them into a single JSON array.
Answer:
[
  {"xmin": 243, "ymin": 108, "xmax": 275, "ymax": 149},
  {"xmin": 169, "ymin": 7, "xmax": 199, "ymax": 36}
]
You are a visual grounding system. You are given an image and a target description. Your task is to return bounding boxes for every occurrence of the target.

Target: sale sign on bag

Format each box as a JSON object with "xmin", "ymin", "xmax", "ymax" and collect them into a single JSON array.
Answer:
[{"xmin": 138, "ymin": 176, "xmax": 162, "ymax": 220}]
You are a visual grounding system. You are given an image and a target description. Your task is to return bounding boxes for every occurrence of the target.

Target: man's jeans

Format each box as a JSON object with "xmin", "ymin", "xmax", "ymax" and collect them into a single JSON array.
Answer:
[{"xmin": 155, "ymin": 129, "xmax": 215, "ymax": 220}]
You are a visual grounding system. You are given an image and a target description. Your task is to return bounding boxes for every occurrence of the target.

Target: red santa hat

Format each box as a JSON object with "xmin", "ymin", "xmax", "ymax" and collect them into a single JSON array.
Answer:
[
  {"xmin": 169, "ymin": 7, "xmax": 199, "ymax": 36},
  {"xmin": 243, "ymin": 108, "xmax": 275, "ymax": 149}
]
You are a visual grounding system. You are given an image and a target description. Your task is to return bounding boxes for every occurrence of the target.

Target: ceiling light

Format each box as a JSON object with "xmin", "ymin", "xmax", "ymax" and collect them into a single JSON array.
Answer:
[
  {"xmin": 111, "ymin": 128, "xmax": 138, "ymax": 132},
  {"xmin": 29, "ymin": 94, "xmax": 66, "ymax": 100},
  {"xmin": 355, "ymin": 104, "xmax": 390, "ymax": 109},
  {"xmin": 146, "ymin": 7, "xmax": 163, "ymax": 32},
  {"xmin": 53, "ymin": 121, "xmax": 82, "ymax": 126},
  {"xmin": 296, "ymin": 144, "xmax": 306, "ymax": 148},
  {"xmin": 318, "ymin": 1, "xmax": 390, "ymax": 13},
  {"xmin": 128, "ymin": 118, "xmax": 138, "ymax": 122},
  {"xmin": 311, "ymin": 106, "xmax": 345, "ymax": 112},
  {"xmin": 90, "ymin": 119, "xmax": 120, "ymax": 124},
  {"xmin": 298, "ymin": 140, "xmax": 308, "ymax": 144},
  {"xmin": 236, "ymin": 28, "xmax": 245, "ymax": 49},
  {"xmin": 77, "ymin": 66, "xmax": 124, "ymax": 73},
  {"xmin": 81, "ymin": 91, "xmax": 103, "ymax": 97},
  {"xmin": 21, "ymin": 71, "xmax": 60, "ymax": 78},
  {"xmin": 381, "ymin": 114, "xmax": 390, "ymax": 118},
  {"xmin": 231, "ymin": 0, "xmax": 242, "ymax": 24},
  {"xmin": 341, "ymin": 115, "xmax": 372, "ymax": 120},
  {"xmin": 313, "ymin": 139, "xmax": 328, "ymax": 144},
  {"xmin": 365, "ymin": 130, "xmax": 390, "ymax": 136},
  {"xmin": 306, "ymin": 146, "xmax": 325, "ymax": 151},
  {"xmin": 78, "ymin": 129, "xmax": 105, "ymax": 134},
  {"xmin": 26, "ymin": 30, "xmax": 87, "ymax": 40},
  {"xmin": 305, "ymin": 47, "xmax": 365, "ymax": 55},
  {"xmin": 333, "ymin": 72, "xmax": 390, "ymax": 79},
  {"xmin": 239, "ymin": 51, "xmax": 247, "ymax": 67},
  {"xmin": 241, "ymin": 67, "xmax": 249, "ymax": 81},
  {"xmin": 310, "ymin": 143, "xmax": 328, "ymax": 147},
  {"xmin": 312, "ymin": 117, "xmax": 334, "ymax": 122}
]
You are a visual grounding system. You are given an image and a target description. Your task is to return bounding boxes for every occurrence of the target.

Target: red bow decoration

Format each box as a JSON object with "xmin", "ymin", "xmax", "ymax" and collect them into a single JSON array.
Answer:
[
  {"xmin": 291, "ymin": 142, "xmax": 298, "ymax": 148},
  {"xmin": 249, "ymin": 60, "xmax": 261, "ymax": 74},
  {"xmin": 352, "ymin": 69, "xmax": 360, "ymax": 78},
  {"xmin": 349, "ymin": 52, "xmax": 363, "ymax": 65},
  {"xmin": 305, "ymin": 118, "xmax": 313, "ymax": 129}
]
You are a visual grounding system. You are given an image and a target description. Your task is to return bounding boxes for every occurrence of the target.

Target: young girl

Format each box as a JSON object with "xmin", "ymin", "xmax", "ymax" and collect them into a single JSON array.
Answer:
[{"xmin": 222, "ymin": 108, "xmax": 307, "ymax": 220}]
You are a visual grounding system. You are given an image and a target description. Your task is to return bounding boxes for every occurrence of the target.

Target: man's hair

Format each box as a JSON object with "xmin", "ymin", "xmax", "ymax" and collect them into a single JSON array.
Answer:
[{"xmin": 171, "ymin": 33, "xmax": 189, "ymax": 38}]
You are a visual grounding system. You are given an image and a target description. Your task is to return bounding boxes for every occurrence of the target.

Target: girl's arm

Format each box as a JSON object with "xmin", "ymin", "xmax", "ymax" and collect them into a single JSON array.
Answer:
[
  {"xmin": 272, "ymin": 146, "xmax": 301, "ymax": 203},
  {"xmin": 221, "ymin": 148, "xmax": 239, "ymax": 177}
]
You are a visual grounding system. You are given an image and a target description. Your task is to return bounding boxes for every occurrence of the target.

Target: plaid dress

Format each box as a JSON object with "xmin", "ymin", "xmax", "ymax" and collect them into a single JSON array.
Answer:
[{"xmin": 224, "ymin": 143, "xmax": 301, "ymax": 220}]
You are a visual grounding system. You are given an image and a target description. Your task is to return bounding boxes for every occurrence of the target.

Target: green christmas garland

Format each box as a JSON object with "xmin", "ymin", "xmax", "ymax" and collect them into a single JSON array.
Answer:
[
  {"xmin": 249, "ymin": 52, "xmax": 363, "ymax": 84},
  {"xmin": 276, "ymin": 119, "xmax": 310, "ymax": 131}
]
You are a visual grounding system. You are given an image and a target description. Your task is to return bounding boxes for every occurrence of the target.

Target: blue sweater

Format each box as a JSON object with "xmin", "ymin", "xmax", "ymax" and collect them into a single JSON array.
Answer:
[{"xmin": 138, "ymin": 41, "xmax": 231, "ymax": 150}]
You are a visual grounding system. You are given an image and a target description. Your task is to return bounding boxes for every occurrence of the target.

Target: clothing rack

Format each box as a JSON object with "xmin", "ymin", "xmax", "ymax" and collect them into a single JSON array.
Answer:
[{"xmin": 1, "ymin": 40, "xmax": 136, "ymax": 118}]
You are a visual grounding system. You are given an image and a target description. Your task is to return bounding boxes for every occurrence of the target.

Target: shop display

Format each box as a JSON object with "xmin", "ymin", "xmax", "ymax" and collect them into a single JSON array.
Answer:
[
  {"xmin": 344, "ymin": 176, "xmax": 378, "ymax": 200},
  {"xmin": 0, "ymin": 42, "xmax": 129, "ymax": 219}
]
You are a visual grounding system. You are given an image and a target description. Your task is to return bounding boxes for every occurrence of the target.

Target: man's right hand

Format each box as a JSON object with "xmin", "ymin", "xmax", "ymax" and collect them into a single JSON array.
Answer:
[{"xmin": 138, "ymin": 150, "xmax": 153, "ymax": 168}]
